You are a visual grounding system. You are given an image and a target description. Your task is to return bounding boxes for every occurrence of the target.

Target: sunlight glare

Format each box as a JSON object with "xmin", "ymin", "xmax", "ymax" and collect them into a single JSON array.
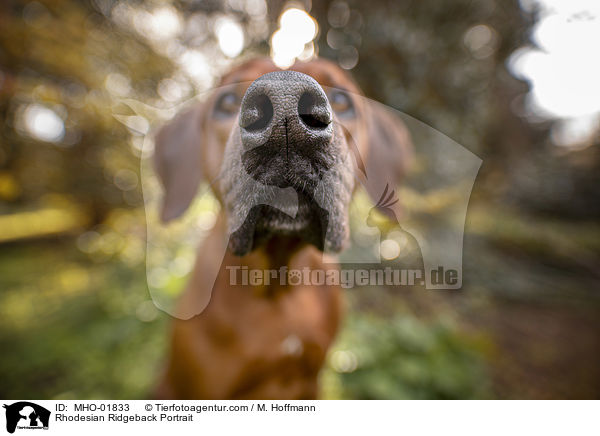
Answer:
[
  {"xmin": 148, "ymin": 6, "xmax": 182, "ymax": 40},
  {"xmin": 133, "ymin": 6, "xmax": 182, "ymax": 41},
  {"xmin": 511, "ymin": 0, "xmax": 600, "ymax": 145},
  {"xmin": 271, "ymin": 8, "xmax": 318, "ymax": 68},
  {"xmin": 216, "ymin": 17, "xmax": 245, "ymax": 58}
]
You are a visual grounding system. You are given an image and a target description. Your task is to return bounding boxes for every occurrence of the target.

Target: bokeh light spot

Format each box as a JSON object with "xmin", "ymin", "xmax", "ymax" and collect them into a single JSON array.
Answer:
[
  {"xmin": 271, "ymin": 8, "xmax": 318, "ymax": 68},
  {"xmin": 21, "ymin": 104, "xmax": 65, "ymax": 143},
  {"xmin": 380, "ymin": 239, "xmax": 401, "ymax": 260},
  {"xmin": 216, "ymin": 17, "xmax": 244, "ymax": 58}
]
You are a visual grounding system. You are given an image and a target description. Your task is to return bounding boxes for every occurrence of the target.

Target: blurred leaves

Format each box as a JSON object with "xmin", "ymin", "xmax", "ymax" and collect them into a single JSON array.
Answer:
[
  {"xmin": 323, "ymin": 314, "xmax": 490, "ymax": 399},
  {"xmin": 0, "ymin": 241, "xmax": 167, "ymax": 399},
  {"xmin": 0, "ymin": 0, "xmax": 175, "ymax": 220},
  {"xmin": 311, "ymin": 0, "xmax": 537, "ymax": 160}
]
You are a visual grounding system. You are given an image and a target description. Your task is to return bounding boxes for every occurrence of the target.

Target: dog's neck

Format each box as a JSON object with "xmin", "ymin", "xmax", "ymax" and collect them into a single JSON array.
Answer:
[
  {"xmin": 225, "ymin": 220, "xmax": 316, "ymax": 298},
  {"xmin": 260, "ymin": 235, "xmax": 308, "ymax": 270},
  {"xmin": 213, "ymin": 211, "xmax": 311, "ymax": 268},
  {"xmin": 190, "ymin": 212, "xmax": 329, "ymax": 299}
]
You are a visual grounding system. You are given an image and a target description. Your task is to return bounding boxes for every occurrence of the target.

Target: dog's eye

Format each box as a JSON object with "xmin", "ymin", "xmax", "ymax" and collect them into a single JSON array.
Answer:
[
  {"xmin": 329, "ymin": 90, "xmax": 355, "ymax": 118},
  {"xmin": 214, "ymin": 92, "xmax": 240, "ymax": 118}
]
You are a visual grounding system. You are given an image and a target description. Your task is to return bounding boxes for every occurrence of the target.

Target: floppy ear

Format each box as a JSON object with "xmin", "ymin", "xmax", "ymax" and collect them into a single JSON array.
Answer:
[
  {"xmin": 154, "ymin": 105, "xmax": 205, "ymax": 222},
  {"xmin": 363, "ymin": 101, "xmax": 413, "ymax": 215}
]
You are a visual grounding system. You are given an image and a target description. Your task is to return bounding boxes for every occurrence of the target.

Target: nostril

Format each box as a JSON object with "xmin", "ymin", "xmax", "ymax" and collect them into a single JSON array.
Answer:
[
  {"xmin": 298, "ymin": 92, "xmax": 331, "ymax": 129},
  {"xmin": 242, "ymin": 93, "xmax": 273, "ymax": 132}
]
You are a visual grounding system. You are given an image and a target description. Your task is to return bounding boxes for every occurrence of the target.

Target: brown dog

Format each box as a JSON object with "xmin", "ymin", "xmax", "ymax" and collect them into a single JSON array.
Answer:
[{"xmin": 153, "ymin": 57, "xmax": 411, "ymax": 399}]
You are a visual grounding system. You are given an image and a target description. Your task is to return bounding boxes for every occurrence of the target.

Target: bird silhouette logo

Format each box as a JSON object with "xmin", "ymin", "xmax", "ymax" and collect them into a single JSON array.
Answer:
[
  {"xmin": 366, "ymin": 183, "xmax": 424, "ymax": 270},
  {"xmin": 366, "ymin": 183, "xmax": 400, "ymax": 230}
]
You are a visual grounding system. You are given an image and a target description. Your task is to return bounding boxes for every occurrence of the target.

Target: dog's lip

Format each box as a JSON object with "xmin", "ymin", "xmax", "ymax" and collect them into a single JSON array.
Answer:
[
  {"xmin": 256, "ymin": 190, "xmax": 315, "ymax": 228},
  {"xmin": 248, "ymin": 190, "xmax": 327, "ymax": 250}
]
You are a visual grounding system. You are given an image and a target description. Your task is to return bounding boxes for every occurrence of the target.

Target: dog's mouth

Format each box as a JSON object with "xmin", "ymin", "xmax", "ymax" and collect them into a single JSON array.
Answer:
[{"xmin": 228, "ymin": 188, "xmax": 330, "ymax": 256}]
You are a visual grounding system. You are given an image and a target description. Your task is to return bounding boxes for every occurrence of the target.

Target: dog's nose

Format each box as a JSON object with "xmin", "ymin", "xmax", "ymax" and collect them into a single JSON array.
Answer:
[{"xmin": 239, "ymin": 71, "xmax": 333, "ymax": 151}]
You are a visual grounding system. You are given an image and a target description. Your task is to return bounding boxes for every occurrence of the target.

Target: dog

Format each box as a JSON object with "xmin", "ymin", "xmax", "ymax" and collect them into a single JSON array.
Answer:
[{"xmin": 153, "ymin": 57, "xmax": 412, "ymax": 399}]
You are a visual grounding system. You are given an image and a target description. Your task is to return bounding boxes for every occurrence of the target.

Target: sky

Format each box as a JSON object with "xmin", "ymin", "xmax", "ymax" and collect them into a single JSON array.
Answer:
[{"xmin": 509, "ymin": 0, "xmax": 600, "ymax": 146}]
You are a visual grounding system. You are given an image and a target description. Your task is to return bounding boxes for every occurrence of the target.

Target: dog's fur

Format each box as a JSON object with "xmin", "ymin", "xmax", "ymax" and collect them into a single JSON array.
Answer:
[{"xmin": 153, "ymin": 57, "xmax": 412, "ymax": 399}]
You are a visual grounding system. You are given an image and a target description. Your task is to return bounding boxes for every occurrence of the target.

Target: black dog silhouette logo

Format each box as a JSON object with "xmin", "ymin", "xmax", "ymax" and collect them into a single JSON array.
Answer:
[{"xmin": 3, "ymin": 402, "xmax": 50, "ymax": 434}]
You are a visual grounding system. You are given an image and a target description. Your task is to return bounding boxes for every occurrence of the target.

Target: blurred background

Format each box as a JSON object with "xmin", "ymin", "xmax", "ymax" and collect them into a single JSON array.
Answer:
[{"xmin": 1, "ymin": 0, "xmax": 599, "ymax": 399}]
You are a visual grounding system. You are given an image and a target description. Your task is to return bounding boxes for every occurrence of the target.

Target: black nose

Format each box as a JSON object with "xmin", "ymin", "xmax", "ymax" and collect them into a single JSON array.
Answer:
[{"xmin": 239, "ymin": 71, "xmax": 333, "ymax": 152}]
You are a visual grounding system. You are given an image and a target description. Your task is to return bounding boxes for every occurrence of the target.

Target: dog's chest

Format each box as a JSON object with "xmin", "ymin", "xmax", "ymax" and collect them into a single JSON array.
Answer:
[
  {"xmin": 239, "ymin": 290, "xmax": 334, "ymax": 397},
  {"xmin": 210, "ymin": 284, "xmax": 335, "ymax": 372}
]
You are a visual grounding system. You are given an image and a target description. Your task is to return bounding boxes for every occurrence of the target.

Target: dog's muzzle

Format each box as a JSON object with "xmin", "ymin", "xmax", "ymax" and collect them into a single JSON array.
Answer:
[{"xmin": 222, "ymin": 71, "xmax": 353, "ymax": 255}]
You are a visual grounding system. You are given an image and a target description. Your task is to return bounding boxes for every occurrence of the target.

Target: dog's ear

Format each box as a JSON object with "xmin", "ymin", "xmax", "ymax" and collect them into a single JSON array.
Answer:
[
  {"xmin": 363, "ymin": 101, "xmax": 413, "ymax": 213},
  {"xmin": 154, "ymin": 105, "xmax": 205, "ymax": 222}
]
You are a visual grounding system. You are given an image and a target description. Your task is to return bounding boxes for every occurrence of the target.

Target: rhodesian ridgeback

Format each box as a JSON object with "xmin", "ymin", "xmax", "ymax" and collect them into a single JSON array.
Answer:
[{"xmin": 153, "ymin": 57, "xmax": 412, "ymax": 399}]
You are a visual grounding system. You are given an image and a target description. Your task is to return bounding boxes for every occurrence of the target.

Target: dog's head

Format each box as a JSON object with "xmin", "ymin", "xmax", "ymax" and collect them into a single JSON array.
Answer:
[{"xmin": 154, "ymin": 57, "xmax": 412, "ymax": 256}]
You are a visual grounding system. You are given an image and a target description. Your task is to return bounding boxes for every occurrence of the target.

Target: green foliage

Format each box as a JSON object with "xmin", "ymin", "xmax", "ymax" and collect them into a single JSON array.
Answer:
[
  {"xmin": 0, "ymin": 0, "xmax": 175, "ymax": 217},
  {"xmin": 324, "ymin": 314, "xmax": 489, "ymax": 399},
  {"xmin": 0, "ymin": 240, "xmax": 167, "ymax": 399},
  {"xmin": 0, "ymin": 238, "xmax": 492, "ymax": 400}
]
